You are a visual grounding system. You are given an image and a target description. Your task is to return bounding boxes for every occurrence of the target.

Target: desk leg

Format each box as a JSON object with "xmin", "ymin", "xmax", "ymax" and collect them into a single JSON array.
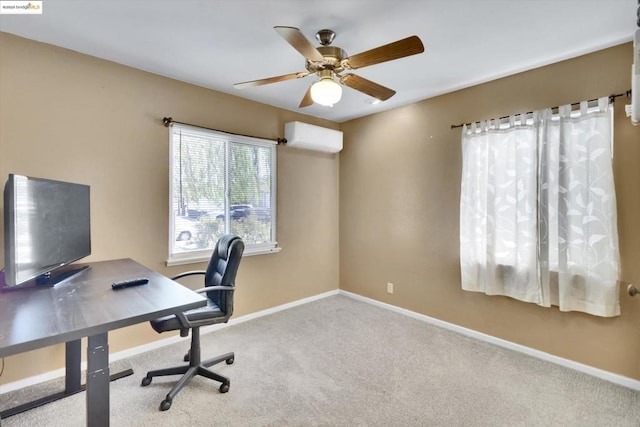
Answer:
[
  {"xmin": 0, "ymin": 338, "xmax": 131, "ymax": 421},
  {"xmin": 65, "ymin": 340, "xmax": 82, "ymax": 393},
  {"xmin": 86, "ymin": 333, "xmax": 109, "ymax": 427},
  {"xmin": 0, "ymin": 340, "xmax": 84, "ymax": 420}
]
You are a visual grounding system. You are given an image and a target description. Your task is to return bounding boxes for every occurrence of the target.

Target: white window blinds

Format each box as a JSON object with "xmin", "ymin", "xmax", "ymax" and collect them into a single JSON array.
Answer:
[{"xmin": 168, "ymin": 123, "xmax": 278, "ymax": 265}]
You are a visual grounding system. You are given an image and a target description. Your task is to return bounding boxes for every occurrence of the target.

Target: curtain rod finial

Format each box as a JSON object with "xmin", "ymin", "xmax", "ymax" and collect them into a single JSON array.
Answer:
[{"xmin": 162, "ymin": 117, "xmax": 173, "ymax": 127}]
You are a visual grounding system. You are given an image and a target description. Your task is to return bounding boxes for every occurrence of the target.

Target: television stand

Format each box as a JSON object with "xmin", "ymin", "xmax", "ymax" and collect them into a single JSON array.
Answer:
[{"xmin": 0, "ymin": 264, "xmax": 90, "ymax": 291}]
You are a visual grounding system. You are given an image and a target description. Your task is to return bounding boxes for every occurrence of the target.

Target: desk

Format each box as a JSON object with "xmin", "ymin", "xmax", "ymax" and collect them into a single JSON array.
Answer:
[{"xmin": 0, "ymin": 258, "xmax": 207, "ymax": 426}]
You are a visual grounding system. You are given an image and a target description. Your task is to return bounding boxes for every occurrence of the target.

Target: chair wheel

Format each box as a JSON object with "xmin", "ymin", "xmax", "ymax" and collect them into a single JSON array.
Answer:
[
  {"xmin": 226, "ymin": 357, "xmax": 234, "ymax": 365},
  {"xmin": 219, "ymin": 383, "xmax": 230, "ymax": 393},
  {"xmin": 183, "ymin": 350, "xmax": 190, "ymax": 362},
  {"xmin": 160, "ymin": 399, "xmax": 172, "ymax": 411},
  {"xmin": 141, "ymin": 377, "xmax": 152, "ymax": 386}
]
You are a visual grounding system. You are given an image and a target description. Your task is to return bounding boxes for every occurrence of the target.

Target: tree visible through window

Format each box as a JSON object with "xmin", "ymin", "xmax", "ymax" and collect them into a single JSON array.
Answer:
[{"xmin": 168, "ymin": 123, "xmax": 277, "ymax": 263}]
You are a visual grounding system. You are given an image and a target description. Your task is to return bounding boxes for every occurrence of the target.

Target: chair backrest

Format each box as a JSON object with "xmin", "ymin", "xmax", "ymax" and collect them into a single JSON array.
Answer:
[{"xmin": 204, "ymin": 234, "xmax": 244, "ymax": 317}]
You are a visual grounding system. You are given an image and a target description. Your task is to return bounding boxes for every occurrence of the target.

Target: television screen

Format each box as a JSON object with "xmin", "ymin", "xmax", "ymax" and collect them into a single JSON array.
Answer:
[{"xmin": 3, "ymin": 174, "xmax": 91, "ymax": 287}]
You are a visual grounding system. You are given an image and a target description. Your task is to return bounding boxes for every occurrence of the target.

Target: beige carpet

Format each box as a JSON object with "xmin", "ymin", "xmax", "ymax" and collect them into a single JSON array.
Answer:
[{"xmin": 1, "ymin": 294, "xmax": 639, "ymax": 426}]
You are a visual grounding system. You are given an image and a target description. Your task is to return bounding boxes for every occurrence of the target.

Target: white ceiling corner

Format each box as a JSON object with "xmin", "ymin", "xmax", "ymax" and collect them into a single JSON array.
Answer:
[{"xmin": 0, "ymin": 0, "xmax": 636, "ymax": 123}]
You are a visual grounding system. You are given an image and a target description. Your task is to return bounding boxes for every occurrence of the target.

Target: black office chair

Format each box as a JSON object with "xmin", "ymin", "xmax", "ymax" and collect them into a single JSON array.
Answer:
[{"xmin": 141, "ymin": 234, "xmax": 244, "ymax": 411}]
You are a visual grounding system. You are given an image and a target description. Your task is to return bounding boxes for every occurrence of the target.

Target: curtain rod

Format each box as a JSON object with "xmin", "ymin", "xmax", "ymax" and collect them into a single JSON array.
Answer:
[
  {"xmin": 450, "ymin": 90, "xmax": 631, "ymax": 129},
  {"xmin": 162, "ymin": 117, "xmax": 287, "ymax": 144}
]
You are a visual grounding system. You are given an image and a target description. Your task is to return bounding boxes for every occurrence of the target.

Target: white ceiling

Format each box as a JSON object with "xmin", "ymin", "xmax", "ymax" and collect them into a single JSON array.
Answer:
[{"xmin": 0, "ymin": 0, "xmax": 637, "ymax": 123}]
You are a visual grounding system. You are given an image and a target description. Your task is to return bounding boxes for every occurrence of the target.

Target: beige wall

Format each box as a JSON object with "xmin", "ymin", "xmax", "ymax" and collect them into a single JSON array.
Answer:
[
  {"xmin": 2, "ymin": 31, "xmax": 639, "ymax": 388},
  {"xmin": 339, "ymin": 43, "xmax": 640, "ymax": 380},
  {"xmin": 0, "ymin": 33, "xmax": 340, "ymax": 385}
]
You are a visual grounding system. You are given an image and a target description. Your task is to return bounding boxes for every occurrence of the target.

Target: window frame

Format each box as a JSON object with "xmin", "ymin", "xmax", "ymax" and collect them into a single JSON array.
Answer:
[{"xmin": 167, "ymin": 123, "xmax": 280, "ymax": 266}]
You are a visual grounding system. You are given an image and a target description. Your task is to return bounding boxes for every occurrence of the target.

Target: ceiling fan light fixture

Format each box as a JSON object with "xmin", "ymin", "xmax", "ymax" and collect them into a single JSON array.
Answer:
[
  {"xmin": 310, "ymin": 72, "xmax": 342, "ymax": 106},
  {"xmin": 235, "ymin": 27, "xmax": 424, "ymax": 110}
]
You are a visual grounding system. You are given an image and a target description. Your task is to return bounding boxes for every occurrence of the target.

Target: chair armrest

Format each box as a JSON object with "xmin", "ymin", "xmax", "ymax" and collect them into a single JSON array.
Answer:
[
  {"xmin": 172, "ymin": 302, "xmax": 232, "ymax": 331},
  {"xmin": 171, "ymin": 270, "xmax": 206, "ymax": 281},
  {"xmin": 171, "ymin": 284, "xmax": 234, "ymax": 330},
  {"xmin": 194, "ymin": 286, "xmax": 235, "ymax": 294},
  {"xmin": 173, "ymin": 311, "xmax": 192, "ymax": 331}
]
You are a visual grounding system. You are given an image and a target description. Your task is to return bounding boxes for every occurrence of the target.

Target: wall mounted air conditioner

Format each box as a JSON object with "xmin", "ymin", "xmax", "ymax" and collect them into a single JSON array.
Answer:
[
  {"xmin": 284, "ymin": 121, "xmax": 343, "ymax": 153},
  {"xmin": 626, "ymin": 28, "xmax": 639, "ymax": 125}
]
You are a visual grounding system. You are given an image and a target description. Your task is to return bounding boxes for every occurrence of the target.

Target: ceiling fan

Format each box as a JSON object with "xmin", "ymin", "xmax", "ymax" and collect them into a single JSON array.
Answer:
[{"xmin": 234, "ymin": 26, "xmax": 425, "ymax": 108}]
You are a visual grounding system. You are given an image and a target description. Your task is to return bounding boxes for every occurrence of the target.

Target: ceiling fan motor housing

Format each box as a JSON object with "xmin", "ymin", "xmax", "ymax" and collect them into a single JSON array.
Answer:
[{"xmin": 306, "ymin": 46, "xmax": 347, "ymax": 73}]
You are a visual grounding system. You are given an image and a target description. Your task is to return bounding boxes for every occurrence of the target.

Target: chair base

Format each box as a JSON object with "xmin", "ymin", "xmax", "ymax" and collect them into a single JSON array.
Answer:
[{"xmin": 141, "ymin": 326, "xmax": 234, "ymax": 411}]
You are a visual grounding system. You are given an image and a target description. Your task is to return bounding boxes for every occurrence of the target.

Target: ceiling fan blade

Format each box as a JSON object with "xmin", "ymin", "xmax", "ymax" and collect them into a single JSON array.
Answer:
[
  {"xmin": 274, "ymin": 26, "xmax": 325, "ymax": 62},
  {"xmin": 345, "ymin": 36, "xmax": 424, "ymax": 70},
  {"xmin": 234, "ymin": 72, "xmax": 309, "ymax": 89},
  {"xmin": 340, "ymin": 74, "xmax": 396, "ymax": 101},
  {"xmin": 299, "ymin": 86, "xmax": 313, "ymax": 108}
]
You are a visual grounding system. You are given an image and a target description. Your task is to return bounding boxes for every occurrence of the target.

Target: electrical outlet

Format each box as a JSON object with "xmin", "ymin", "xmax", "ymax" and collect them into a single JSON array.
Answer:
[{"xmin": 387, "ymin": 282, "xmax": 394, "ymax": 294}]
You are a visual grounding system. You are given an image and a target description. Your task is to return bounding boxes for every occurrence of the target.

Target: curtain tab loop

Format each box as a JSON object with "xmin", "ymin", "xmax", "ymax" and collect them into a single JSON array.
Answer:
[
  {"xmin": 598, "ymin": 96, "xmax": 608, "ymax": 112},
  {"xmin": 559, "ymin": 104, "xmax": 571, "ymax": 118},
  {"xmin": 580, "ymin": 101, "xmax": 588, "ymax": 116}
]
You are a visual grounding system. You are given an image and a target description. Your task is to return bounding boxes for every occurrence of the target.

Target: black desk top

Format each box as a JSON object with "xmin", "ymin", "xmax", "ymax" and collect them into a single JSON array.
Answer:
[{"xmin": 0, "ymin": 258, "xmax": 207, "ymax": 357}]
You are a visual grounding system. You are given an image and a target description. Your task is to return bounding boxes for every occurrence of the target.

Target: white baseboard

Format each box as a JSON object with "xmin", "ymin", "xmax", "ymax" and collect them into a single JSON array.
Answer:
[
  {"xmin": 0, "ymin": 289, "xmax": 340, "ymax": 394},
  {"xmin": 3, "ymin": 287, "xmax": 638, "ymax": 394},
  {"xmin": 0, "ymin": 367, "xmax": 69, "ymax": 395},
  {"xmin": 339, "ymin": 290, "xmax": 640, "ymax": 391},
  {"xmin": 107, "ymin": 289, "xmax": 340, "ymax": 364}
]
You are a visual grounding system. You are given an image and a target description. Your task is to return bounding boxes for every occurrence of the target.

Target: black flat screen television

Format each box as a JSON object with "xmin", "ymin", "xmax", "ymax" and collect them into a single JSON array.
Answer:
[{"xmin": 2, "ymin": 174, "xmax": 91, "ymax": 288}]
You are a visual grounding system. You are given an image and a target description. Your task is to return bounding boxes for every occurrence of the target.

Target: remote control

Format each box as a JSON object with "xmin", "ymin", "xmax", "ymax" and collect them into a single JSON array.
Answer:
[{"xmin": 111, "ymin": 278, "xmax": 149, "ymax": 290}]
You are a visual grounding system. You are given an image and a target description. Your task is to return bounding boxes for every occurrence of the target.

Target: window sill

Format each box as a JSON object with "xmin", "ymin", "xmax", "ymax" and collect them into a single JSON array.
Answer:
[{"xmin": 166, "ymin": 246, "xmax": 282, "ymax": 267}]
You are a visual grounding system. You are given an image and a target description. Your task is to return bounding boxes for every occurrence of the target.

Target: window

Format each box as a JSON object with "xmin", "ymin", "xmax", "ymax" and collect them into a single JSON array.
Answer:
[
  {"xmin": 460, "ymin": 98, "xmax": 620, "ymax": 317},
  {"xmin": 168, "ymin": 123, "xmax": 278, "ymax": 265}
]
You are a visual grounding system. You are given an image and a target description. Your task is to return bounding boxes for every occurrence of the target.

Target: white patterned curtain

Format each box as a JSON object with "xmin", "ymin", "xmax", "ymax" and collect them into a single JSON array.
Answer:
[{"xmin": 460, "ymin": 97, "xmax": 620, "ymax": 317}]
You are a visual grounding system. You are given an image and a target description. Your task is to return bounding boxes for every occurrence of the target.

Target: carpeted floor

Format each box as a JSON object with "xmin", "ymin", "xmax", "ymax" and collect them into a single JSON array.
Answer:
[{"xmin": 1, "ymin": 294, "xmax": 639, "ymax": 426}]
